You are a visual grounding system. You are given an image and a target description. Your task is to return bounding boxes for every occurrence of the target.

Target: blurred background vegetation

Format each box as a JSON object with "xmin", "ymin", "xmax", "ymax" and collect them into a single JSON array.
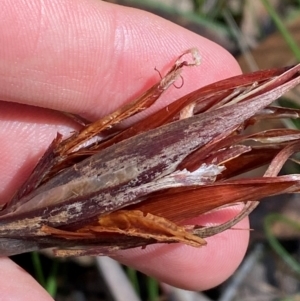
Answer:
[{"xmin": 13, "ymin": 1, "xmax": 300, "ymax": 300}]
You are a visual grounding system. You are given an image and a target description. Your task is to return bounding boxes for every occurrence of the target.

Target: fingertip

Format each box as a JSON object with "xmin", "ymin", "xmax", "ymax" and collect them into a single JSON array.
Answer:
[
  {"xmin": 0, "ymin": 0, "xmax": 241, "ymax": 118},
  {"xmin": 0, "ymin": 257, "xmax": 53, "ymax": 300}
]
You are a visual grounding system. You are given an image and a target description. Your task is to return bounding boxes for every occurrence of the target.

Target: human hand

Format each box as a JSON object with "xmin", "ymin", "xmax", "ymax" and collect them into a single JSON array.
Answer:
[{"xmin": 0, "ymin": 1, "xmax": 248, "ymax": 299}]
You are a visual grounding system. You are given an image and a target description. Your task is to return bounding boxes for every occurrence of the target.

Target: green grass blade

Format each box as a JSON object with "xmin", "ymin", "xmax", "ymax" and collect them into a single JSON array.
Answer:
[
  {"xmin": 264, "ymin": 213, "xmax": 300, "ymax": 275},
  {"xmin": 45, "ymin": 260, "xmax": 59, "ymax": 297},
  {"xmin": 147, "ymin": 276, "xmax": 159, "ymax": 301},
  {"xmin": 261, "ymin": 0, "xmax": 300, "ymax": 61},
  {"xmin": 31, "ymin": 252, "xmax": 46, "ymax": 288},
  {"xmin": 126, "ymin": 267, "xmax": 140, "ymax": 296}
]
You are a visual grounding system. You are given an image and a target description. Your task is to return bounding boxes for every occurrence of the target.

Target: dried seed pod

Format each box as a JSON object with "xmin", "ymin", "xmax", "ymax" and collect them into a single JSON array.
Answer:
[{"xmin": 1, "ymin": 49, "xmax": 300, "ymax": 257}]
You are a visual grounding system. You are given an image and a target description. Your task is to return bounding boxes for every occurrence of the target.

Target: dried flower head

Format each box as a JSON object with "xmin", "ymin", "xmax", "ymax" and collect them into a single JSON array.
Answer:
[{"xmin": 1, "ymin": 49, "xmax": 300, "ymax": 257}]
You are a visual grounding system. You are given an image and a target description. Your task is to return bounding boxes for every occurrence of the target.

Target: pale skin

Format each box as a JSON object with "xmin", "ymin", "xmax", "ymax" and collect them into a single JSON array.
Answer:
[{"xmin": 0, "ymin": 0, "xmax": 249, "ymax": 299}]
